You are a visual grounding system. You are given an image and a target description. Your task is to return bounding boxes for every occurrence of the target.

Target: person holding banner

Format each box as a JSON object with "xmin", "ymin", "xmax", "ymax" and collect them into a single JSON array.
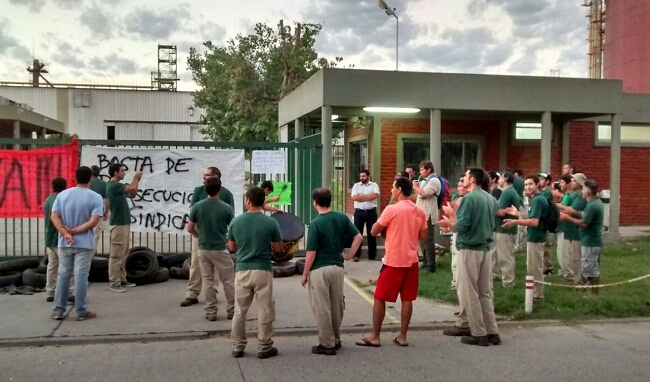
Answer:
[
  {"xmin": 182, "ymin": 166, "xmax": 235, "ymax": 307},
  {"xmin": 44, "ymin": 177, "xmax": 74, "ymax": 303},
  {"xmin": 227, "ymin": 187, "xmax": 283, "ymax": 359},
  {"xmin": 106, "ymin": 164, "xmax": 142, "ymax": 293},
  {"xmin": 260, "ymin": 180, "xmax": 283, "ymax": 213},
  {"xmin": 187, "ymin": 177, "xmax": 236, "ymax": 321},
  {"xmin": 89, "ymin": 166, "xmax": 108, "ymax": 254}
]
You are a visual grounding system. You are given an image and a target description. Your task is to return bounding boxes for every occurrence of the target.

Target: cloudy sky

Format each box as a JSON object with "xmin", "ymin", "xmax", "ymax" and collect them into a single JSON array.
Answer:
[{"xmin": 0, "ymin": 0, "xmax": 589, "ymax": 91}]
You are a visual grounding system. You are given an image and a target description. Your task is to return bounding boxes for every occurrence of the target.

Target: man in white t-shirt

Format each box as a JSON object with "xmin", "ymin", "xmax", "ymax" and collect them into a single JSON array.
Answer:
[{"xmin": 350, "ymin": 169, "xmax": 380, "ymax": 261}]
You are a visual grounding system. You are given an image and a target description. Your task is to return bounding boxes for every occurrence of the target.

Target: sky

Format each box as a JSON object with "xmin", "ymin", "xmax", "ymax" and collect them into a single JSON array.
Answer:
[{"xmin": 0, "ymin": 0, "xmax": 589, "ymax": 91}]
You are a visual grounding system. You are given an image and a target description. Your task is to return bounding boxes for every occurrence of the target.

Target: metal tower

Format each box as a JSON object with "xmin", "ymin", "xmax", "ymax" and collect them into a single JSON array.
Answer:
[
  {"xmin": 151, "ymin": 44, "xmax": 179, "ymax": 91},
  {"xmin": 583, "ymin": 1, "xmax": 605, "ymax": 79}
]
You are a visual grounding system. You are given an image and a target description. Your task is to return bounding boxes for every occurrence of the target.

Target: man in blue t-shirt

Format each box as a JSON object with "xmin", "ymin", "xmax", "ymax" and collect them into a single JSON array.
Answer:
[{"xmin": 50, "ymin": 166, "xmax": 104, "ymax": 321}]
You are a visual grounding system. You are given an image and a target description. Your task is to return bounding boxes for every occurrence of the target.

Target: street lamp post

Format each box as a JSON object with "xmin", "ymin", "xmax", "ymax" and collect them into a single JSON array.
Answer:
[{"xmin": 378, "ymin": 0, "xmax": 399, "ymax": 71}]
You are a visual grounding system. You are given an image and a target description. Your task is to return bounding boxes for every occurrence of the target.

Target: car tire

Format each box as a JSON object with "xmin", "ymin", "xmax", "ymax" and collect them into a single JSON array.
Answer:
[
  {"xmin": 169, "ymin": 266, "xmax": 189, "ymax": 280},
  {"xmin": 22, "ymin": 268, "xmax": 46, "ymax": 289},
  {"xmin": 153, "ymin": 267, "xmax": 170, "ymax": 283},
  {"xmin": 294, "ymin": 258, "xmax": 305, "ymax": 275},
  {"xmin": 158, "ymin": 253, "xmax": 190, "ymax": 268},
  {"xmin": 125, "ymin": 249, "xmax": 160, "ymax": 285},
  {"xmin": 272, "ymin": 261, "xmax": 296, "ymax": 278},
  {"xmin": 0, "ymin": 258, "xmax": 41, "ymax": 273},
  {"xmin": 0, "ymin": 271, "xmax": 22, "ymax": 287}
]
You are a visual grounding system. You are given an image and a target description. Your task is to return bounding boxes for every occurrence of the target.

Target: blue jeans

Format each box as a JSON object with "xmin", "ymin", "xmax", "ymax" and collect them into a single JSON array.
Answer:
[{"xmin": 53, "ymin": 247, "xmax": 94, "ymax": 317}]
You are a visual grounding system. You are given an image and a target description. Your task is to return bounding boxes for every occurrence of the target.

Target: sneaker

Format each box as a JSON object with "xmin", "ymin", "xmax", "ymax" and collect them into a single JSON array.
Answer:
[
  {"xmin": 109, "ymin": 284, "xmax": 126, "ymax": 293},
  {"xmin": 205, "ymin": 314, "xmax": 217, "ymax": 321},
  {"xmin": 76, "ymin": 311, "xmax": 97, "ymax": 321},
  {"xmin": 232, "ymin": 350, "xmax": 244, "ymax": 358},
  {"xmin": 461, "ymin": 335, "xmax": 489, "ymax": 347},
  {"xmin": 121, "ymin": 281, "xmax": 136, "ymax": 288},
  {"xmin": 180, "ymin": 298, "xmax": 199, "ymax": 307},
  {"xmin": 443, "ymin": 326, "xmax": 471, "ymax": 337},
  {"xmin": 46, "ymin": 296, "xmax": 54, "ymax": 303},
  {"xmin": 311, "ymin": 345, "xmax": 336, "ymax": 356},
  {"xmin": 257, "ymin": 347, "xmax": 279, "ymax": 359},
  {"xmin": 50, "ymin": 312, "xmax": 64, "ymax": 320},
  {"xmin": 488, "ymin": 334, "xmax": 502, "ymax": 345}
]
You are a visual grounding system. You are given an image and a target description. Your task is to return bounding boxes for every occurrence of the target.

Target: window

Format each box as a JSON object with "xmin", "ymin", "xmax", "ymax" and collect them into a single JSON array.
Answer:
[
  {"xmin": 515, "ymin": 122, "xmax": 542, "ymax": 140},
  {"xmin": 348, "ymin": 140, "xmax": 367, "ymax": 188},
  {"xmin": 596, "ymin": 123, "xmax": 650, "ymax": 145},
  {"xmin": 107, "ymin": 125, "xmax": 115, "ymax": 140}
]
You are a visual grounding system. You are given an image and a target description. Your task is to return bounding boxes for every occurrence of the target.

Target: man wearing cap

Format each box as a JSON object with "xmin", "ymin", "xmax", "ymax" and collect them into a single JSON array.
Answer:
[
  {"xmin": 495, "ymin": 172, "xmax": 522, "ymax": 288},
  {"xmin": 537, "ymin": 173, "xmax": 555, "ymax": 275},
  {"xmin": 557, "ymin": 173, "xmax": 588, "ymax": 284},
  {"xmin": 559, "ymin": 179, "xmax": 604, "ymax": 294}
]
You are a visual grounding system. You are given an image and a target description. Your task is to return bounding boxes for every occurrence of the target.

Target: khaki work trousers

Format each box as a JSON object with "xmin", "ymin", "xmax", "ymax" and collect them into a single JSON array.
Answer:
[
  {"xmin": 231, "ymin": 270, "xmax": 275, "ymax": 352},
  {"xmin": 455, "ymin": 249, "xmax": 499, "ymax": 337},
  {"xmin": 567, "ymin": 239, "xmax": 582, "ymax": 284},
  {"xmin": 543, "ymin": 234, "xmax": 554, "ymax": 270},
  {"xmin": 488, "ymin": 235, "xmax": 499, "ymax": 279},
  {"xmin": 495, "ymin": 233, "xmax": 516, "ymax": 287},
  {"xmin": 109, "ymin": 224, "xmax": 130, "ymax": 285},
  {"xmin": 556, "ymin": 233, "xmax": 573, "ymax": 278},
  {"xmin": 186, "ymin": 236, "xmax": 202, "ymax": 299},
  {"xmin": 45, "ymin": 247, "xmax": 74, "ymax": 297},
  {"xmin": 527, "ymin": 242, "xmax": 545, "ymax": 298},
  {"xmin": 450, "ymin": 233, "xmax": 458, "ymax": 290},
  {"xmin": 198, "ymin": 249, "xmax": 235, "ymax": 316},
  {"xmin": 308, "ymin": 265, "xmax": 345, "ymax": 349}
]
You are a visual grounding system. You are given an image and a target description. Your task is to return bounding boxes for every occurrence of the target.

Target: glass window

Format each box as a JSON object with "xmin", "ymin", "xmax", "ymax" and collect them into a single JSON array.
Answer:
[
  {"xmin": 402, "ymin": 138, "xmax": 480, "ymax": 183},
  {"xmin": 597, "ymin": 123, "xmax": 650, "ymax": 144},
  {"xmin": 348, "ymin": 140, "xmax": 367, "ymax": 188},
  {"xmin": 515, "ymin": 122, "xmax": 542, "ymax": 140}
]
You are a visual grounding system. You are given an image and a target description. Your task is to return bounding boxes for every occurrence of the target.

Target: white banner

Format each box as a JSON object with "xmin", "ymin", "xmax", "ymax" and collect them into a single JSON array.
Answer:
[
  {"xmin": 81, "ymin": 147, "xmax": 245, "ymax": 234},
  {"xmin": 251, "ymin": 150, "xmax": 286, "ymax": 174}
]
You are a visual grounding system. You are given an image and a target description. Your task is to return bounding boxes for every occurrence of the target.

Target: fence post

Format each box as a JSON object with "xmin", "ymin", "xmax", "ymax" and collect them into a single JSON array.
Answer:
[{"xmin": 525, "ymin": 275, "xmax": 534, "ymax": 314}]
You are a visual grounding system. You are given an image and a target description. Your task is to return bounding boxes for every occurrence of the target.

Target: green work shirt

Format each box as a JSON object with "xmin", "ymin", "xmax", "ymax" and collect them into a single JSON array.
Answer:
[
  {"xmin": 227, "ymin": 212, "xmax": 282, "ymax": 272},
  {"xmin": 455, "ymin": 189, "xmax": 497, "ymax": 252},
  {"xmin": 189, "ymin": 198, "xmax": 234, "ymax": 250},
  {"xmin": 527, "ymin": 193, "xmax": 548, "ymax": 243},
  {"xmin": 191, "ymin": 185, "xmax": 235, "ymax": 210},
  {"xmin": 106, "ymin": 181, "xmax": 131, "ymax": 226},
  {"xmin": 306, "ymin": 211, "xmax": 360, "ymax": 271},
  {"xmin": 451, "ymin": 192, "xmax": 461, "ymax": 202},
  {"xmin": 90, "ymin": 177, "xmax": 108, "ymax": 199},
  {"xmin": 580, "ymin": 198, "xmax": 604, "ymax": 247},
  {"xmin": 496, "ymin": 186, "xmax": 522, "ymax": 235},
  {"xmin": 43, "ymin": 193, "xmax": 58, "ymax": 248},
  {"xmin": 513, "ymin": 177, "xmax": 524, "ymax": 198},
  {"xmin": 541, "ymin": 188, "xmax": 553, "ymax": 204},
  {"xmin": 556, "ymin": 193, "xmax": 570, "ymax": 233},
  {"xmin": 563, "ymin": 190, "xmax": 587, "ymax": 241}
]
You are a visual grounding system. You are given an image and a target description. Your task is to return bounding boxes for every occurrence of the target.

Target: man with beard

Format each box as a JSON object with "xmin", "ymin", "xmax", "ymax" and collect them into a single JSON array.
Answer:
[{"xmin": 349, "ymin": 169, "xmax": 380, "ymax": 262}]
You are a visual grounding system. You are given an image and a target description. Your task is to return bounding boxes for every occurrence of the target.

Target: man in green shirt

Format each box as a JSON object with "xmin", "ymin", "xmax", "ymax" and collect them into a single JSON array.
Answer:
[
  {"xmin": 495, "ymin": 172, "xmax": 523, "ymax": 288},
  {"xmin": 560, "ymin": 179, "xmax": 604, "ymax": 295},
  {"xmin": 301, "ymin": 188, "xmax": 362, "ymax": 355},
  {"xmin": 44, "ymin": 177, "xmax": 73, "ymax": 302},
  {"xmin": 182, "ymin": 166, "xmax": 236, "ymax": 307},
  {"xmin": 439, "ymin": 167, "xmax": 500, "ymax": 347},
  {"xmin": 187, "ymin": 177, "xmax": 235, "ymax": 321},
  {"xmin": 227, "ymin": 187, "xmax": 283, "ymax": 359},
  {"xmin": 503, "ymin": 174, "xmax": 548, "ymax": 300},
  {"xmin": 537, "ymin": 172, "xmax": 555, "ymax": 275},
  {"xmin": 554, "ymin": 174, "xmax": 573, "ymax": 281},
  {"xmin": 106, "ymin": 163, "xmax": 142, "ymax": 293},
  {"xmin": 90, "ymin": 165, "xmax": 108, "ymax": 254},
  {"xmin": 558, "ymin": 173, "xmax": 588, "ymax": 284}
]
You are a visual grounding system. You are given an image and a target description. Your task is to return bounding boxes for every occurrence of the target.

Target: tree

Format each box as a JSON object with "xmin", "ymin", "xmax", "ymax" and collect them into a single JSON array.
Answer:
[{"xmin": 188, "ymin": 21, "xmax": 343, "ymax": 142}]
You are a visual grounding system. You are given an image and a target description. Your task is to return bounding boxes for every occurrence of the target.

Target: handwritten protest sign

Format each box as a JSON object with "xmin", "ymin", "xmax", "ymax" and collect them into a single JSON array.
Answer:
[
  {"xmin": 260, "ymin": 181, "xmax": 292, "ymax": 205},
  {"xmin": 0, "ymin": 140, "xmax": 79, "ymax": 218},
  {"xmin": 251, "ymin": 150, "xmax": 286, "ymax": 174},
  {"xmin": 81, "ymin": 147, "xmax": 245, "ymax": 234}
]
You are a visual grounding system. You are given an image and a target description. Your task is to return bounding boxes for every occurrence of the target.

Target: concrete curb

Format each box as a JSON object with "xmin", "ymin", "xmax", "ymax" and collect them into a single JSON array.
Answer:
[{"xmin": 2, "ymin": 317, "xmax": 649, "ymax": 349}]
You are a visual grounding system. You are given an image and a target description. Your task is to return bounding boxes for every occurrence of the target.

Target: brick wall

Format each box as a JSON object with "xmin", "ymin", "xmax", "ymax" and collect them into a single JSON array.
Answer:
[
  {"xmin": 506, "ymin": 124, "xmax": 563, "ymax": 176},
  {"xmin": 567, "ymin": 121, "xmax": 650, "ymax": 225}
]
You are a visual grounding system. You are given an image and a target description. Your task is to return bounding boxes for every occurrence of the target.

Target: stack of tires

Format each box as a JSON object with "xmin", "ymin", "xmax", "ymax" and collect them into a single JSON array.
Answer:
[{"xmin": 0, "ymin": 258, "xmax": 41, "ymax": 288}]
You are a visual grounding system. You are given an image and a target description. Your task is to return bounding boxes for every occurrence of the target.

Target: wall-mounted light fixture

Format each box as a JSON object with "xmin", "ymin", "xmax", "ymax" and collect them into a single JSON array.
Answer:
[
  {"xmin": 188, "ymin": 106, "xmax": 195, "ymax": 117},
  {"xmin": 363, "ymin": 106, "xmax": 420, "ymax": 113}
]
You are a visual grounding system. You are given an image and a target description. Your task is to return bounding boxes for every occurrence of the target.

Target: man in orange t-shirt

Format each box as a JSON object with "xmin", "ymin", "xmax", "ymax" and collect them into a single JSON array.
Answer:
[{"xmin": 355, "ymin": 177, "xmax": 428, "ymax": 348}]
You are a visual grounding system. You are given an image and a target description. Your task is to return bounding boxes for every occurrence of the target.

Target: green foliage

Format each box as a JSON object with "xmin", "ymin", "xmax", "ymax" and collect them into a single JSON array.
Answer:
[
  {"xmin": 188, "ymin": 21, "xmax": 343, "ymax": 143},
  {"xmin": 419, "ymin": 240, "xmax": 650, "ymax": 321}
]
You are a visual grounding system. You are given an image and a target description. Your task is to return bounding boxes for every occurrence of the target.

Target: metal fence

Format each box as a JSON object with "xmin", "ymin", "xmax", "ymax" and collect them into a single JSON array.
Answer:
[{"xmin": 0, "ymin": 137, "xmax": 344, "ymax": 256}]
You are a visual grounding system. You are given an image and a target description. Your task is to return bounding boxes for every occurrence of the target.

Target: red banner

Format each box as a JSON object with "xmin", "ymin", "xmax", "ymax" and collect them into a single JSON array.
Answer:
[{"xmin": 0, "ymin": 139, "xmax": 79, "ymax": 218}]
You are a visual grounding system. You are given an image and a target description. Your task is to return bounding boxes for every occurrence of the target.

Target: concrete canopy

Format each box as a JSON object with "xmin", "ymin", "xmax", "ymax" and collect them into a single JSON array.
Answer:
[{"xmin": 278, "ymin": 68, "xmax": 627, "ymax": 240}]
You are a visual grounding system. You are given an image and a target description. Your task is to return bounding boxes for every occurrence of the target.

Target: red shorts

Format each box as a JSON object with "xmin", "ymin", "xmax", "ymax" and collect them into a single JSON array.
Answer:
[{"xmin": 374, "ymin": 262, "xmax": 419, "ymax": 302}]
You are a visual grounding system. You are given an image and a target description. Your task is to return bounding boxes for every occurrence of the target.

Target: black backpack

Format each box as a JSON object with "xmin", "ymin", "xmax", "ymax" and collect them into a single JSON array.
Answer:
[{"xmin": 540, "ymin": 198, "xmax": 559, "ymax": 233}]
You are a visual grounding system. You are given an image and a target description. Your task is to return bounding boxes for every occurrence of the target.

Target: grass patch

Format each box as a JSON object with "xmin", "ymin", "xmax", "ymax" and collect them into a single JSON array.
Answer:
[{"xmin": 418, "ymin": 239, "xmax": 650, "ymax": 321}]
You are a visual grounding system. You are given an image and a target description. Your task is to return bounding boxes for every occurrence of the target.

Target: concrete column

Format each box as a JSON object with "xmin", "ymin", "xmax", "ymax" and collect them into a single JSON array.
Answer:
[
  {"xmin": 609, "ymin": 113, "xmax": 622, "ymax": 241},
  {"xmin": 295, "ymin": 118, "xmax": 304, "ymax": 140},
  {"xmin": 294, "ymin": 118, "xmax": 303, "ymax": 211},
  {"xmin": 371, "ymin": 116, "xmax": 382, "ymax": 192},
  {"xmin": 499, "ymin": 120, "xmax": 508, "ymax": 170},
  {"xmin": 13, "ymin": 120, "xmax": 20, "ymax": 150},
  {"xmin": 321, "ymin": 106, "xmax": 333, "ymax": 187},
  {"xmin": 279, "ymin": 124, "xmax": 289, "ymax": 143},
  {"xmin": 562, "ymin": 121, "xmax": 570, "ymax": 165},
  {"xmin": 41, "ymin": 127, "xmax": 47, "ymax": 140},
  {"xmin": 540, "ymin": 111, "xmax": 552, "ymax": 173},
  {"xmin": 429, "ymin": 109, "xmax": 442, "ymax": 174}
]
